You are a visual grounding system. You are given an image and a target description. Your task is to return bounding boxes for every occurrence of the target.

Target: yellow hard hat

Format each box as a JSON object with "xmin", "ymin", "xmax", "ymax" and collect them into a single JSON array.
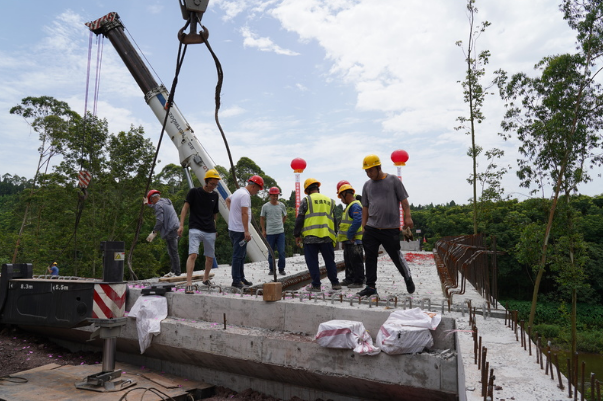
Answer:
[
  {"xmin": 304, "ymin": 178, "xmax": 321, "ymax": 194},
  {"xmin": 204, "ymin": 169, "xmax": 221, "ymax": 180},
  {"xmin": 52, "ymin": 262, "xmax": 57, "ymax": 265},
  {"xmin": 362, "ymin": 154, "xmax": 381, "ymax": 170},
  {"xmin": 337, "ymin": 184, "xmax": 355, "ymax": 198}
]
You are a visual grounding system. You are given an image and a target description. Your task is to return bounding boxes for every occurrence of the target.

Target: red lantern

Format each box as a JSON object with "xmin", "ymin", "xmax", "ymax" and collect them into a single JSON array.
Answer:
[
  {"xmin": 391, "ymin": 149, "xmax": 409, "ymax": 166},
  {"xmin": 290, "ymin": 158, "xmax": 307, "ymax": 173}
]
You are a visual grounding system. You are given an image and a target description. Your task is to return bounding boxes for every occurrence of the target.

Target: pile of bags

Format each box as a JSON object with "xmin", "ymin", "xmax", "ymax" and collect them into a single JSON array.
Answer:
[{"xmin": 314, "ymin": 307, "xmax": 441, "ymax": 356}]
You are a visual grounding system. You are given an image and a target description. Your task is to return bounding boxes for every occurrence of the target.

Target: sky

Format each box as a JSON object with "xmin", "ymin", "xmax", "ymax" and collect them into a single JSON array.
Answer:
[{"xmin": 0, "ymin": 0, "xmax": 601, "ymax": 207}]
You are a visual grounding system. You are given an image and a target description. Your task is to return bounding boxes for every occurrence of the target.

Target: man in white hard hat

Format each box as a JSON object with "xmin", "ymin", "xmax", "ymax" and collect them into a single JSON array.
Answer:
[
  {"xmin": 358, "ymin": 154, "xmax": 415, "ymax": 298},
  {"xmin": 145, "ymin": 189, "xmax": 181, "ymax": 277},
  {"xmin": 178, "ymin": 169, "xmax": 221, "ymax": 294}
]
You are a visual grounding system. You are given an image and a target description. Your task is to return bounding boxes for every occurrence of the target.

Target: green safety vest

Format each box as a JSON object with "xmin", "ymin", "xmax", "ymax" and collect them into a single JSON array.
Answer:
[
  {"xmin": 302, "ymin": 193, "xmax": 336, "ymax": 243},
  {"xmin": 337, "ymin": 199, "xmax": 363, "ymax": 242}
]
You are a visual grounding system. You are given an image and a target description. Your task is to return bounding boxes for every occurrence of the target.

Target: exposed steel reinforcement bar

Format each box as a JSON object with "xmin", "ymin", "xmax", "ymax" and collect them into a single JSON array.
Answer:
[{"xmin": 434, "ymin": 234, "xmax": 502, "ymax": 310}]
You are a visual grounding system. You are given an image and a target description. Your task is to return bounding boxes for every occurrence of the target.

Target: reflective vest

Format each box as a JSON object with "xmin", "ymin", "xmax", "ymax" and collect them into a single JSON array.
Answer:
[
  {"xmin": 337, "ymin": 200, "xmax": 363, "ymax": 242},
  {"xmin": 301, "ymin": 193, "xmax": 336, "ymax": 243}
]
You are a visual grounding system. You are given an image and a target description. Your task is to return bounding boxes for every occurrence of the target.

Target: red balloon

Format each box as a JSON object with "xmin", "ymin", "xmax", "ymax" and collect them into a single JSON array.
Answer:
[
  {"xmin": 391, "ymin": 149, "xmax": 409, "ymax": 166},
  {"xmin": 291, "ymin": 158, "xmax": 307, "ymax": 172}
]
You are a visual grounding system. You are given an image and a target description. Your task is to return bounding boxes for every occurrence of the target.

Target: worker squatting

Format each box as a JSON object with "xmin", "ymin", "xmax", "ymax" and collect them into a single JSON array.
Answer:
[{"xmin": 145, "ymin": 154, "xmax": 415, "ymax": 297}]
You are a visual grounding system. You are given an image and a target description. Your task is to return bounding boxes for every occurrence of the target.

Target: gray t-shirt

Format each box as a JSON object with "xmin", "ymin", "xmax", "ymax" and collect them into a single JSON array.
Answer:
[
  {"xmin": 260, "ymin": 201, "xmax": 287, "ymax": 235},
  {"xmin": 361, "ymin": 173, "xmax": 409, "ymax": 229}
]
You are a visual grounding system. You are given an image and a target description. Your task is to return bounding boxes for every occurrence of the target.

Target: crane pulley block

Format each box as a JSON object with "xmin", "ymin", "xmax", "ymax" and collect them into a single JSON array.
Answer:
[{"xmin": 179, "ymin": 0, "xmax": 209, "ymax": 18}]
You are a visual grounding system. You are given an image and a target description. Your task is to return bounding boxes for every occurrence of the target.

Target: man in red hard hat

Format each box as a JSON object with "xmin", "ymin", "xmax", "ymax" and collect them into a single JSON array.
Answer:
[
  {"xmin": 261, "ymin": 186, "xmax": 287, "ymax": 275},
  {"xmin": 225, "ymin": 175, "xmax": 264, "ymax": 289},
  {"xmin": 144, "ymin": 189, "xmax": 181, "ymax": 277}
]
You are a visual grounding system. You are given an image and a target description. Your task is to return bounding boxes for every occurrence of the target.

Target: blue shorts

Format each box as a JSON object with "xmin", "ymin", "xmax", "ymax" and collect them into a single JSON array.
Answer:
[{"xmin": 188, "ymin": 229, "xmax": 216, "ymax": 258}]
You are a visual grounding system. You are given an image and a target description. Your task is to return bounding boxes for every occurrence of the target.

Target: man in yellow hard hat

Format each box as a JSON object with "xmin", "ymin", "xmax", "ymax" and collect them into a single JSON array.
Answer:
[
  {"xmin": 145, "ymin": 189, "xmax": 181, "ymax": 278},
  {"xmin": 358, "ymin": 154, "xmax": 415, "ymax": 298},
  {"xmin": 293, "ymin": 178, "xmax": 341, "ymax": 292},
  {"xmin": 337, "ymin": 183, "xmax": 365, "ymax": 288},
  {"xmin": 47, "ymin": 262, "xmax": 59, "ymax": 276},
  {"xmin": 178, "ymin": 169, "xmax": 221, "ymax": 294}
]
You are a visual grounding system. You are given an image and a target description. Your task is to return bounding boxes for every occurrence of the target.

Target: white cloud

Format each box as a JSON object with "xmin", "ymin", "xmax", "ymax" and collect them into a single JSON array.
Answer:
[{"xmin": 240, "ymin": 26, "xmax": 300, "ymax": 56}]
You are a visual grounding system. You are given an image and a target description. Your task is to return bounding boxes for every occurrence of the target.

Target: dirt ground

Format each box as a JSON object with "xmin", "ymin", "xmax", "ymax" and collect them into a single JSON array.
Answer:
[{"xmin": 0, "ymin": 325, "xmax": 329, "ymax": 401}]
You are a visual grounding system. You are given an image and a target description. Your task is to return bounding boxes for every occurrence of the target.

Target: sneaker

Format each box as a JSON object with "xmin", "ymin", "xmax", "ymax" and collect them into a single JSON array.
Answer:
[
  {"xmin": 340, "ymin": 279, "xmax": 353, "ymax": 286},
  {"xmin": 231, "ymin": 282, "xmax": 244, "ymax": 289},
  {"xmin": 202, "ymin": 280, "xmax": 213, "ymax": 286},
  {"xmin": 163, "ymin": 272, "xmax": 175, "ymax": 278},
  {"xmin": 268, "ymin": 270, "xmax": 275, "ymax": 275},
  {"xmin": 306, "ymin": 285, "xmax": 321, "ymax": 292},
  {"xmin": 356, "ymin": 286, "xmax": 377, "ymax": 298},
  {"xmin": 331, "ymin": 283, "xmax": 342, "ymax": 290},
  {"xmin": 241, "ymin": 279, "xmax": 253, "ymax": 286},
  {"xmin": 405, "ymin": 277, "xmax": 415, "ymax": 294},
  {"xmin": 348, "ymin": 282, "xmax": 364, "ymax": 289},
  {"xmin": 279, "ymin": 270, "xmax": 286, "ymax": 276}
]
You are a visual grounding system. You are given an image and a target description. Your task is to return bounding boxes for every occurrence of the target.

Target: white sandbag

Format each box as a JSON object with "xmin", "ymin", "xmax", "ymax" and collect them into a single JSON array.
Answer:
[
  {"xmin": 376, "ymin": 323, "xmax": 433, "ymax": 355},
  {"xmin": 314, "ymin": 320, "xmax": 380, "ymax": 356},
  {"xmin": 376, "ymin": 308, "xmax": 441, "ymax": 355},
  {"xmin": 128, "ymin": 295, "xmax": 168, "ymax": 354},
  {"xmin": 386, "ymin": 308, "xmax": 442, "ymax": 330}
]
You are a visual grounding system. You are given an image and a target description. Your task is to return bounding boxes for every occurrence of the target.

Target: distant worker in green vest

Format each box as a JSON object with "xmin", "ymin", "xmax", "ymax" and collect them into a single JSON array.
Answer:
[
  {"xmin": 358, "ymin": 154, "xmax": 415, "ymax": 298},
  {"xmin": 337, "ymin": 183, "xmax": 365, "ymax": 288},
  {"xmin": 294, "ymin": 178, "xmax": 341, "ymax": 292}
]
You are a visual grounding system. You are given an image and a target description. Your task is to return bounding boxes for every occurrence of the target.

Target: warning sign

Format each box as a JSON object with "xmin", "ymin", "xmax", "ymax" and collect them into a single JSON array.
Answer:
[{"xmin": 114, "ymin": 252, "xmax": 125, "ymax": 261}]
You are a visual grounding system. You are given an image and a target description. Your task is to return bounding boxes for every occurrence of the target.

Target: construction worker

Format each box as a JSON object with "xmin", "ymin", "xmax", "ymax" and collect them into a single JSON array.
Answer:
[
  {"xmin": 47, "ymin": 262, "xmax": 59, "ymax": 276},
  {"xmin": 337, "ymin": 184, "xmax": 365, "ymax": 288},
  {"xmin": 260, "ymin": 186, "xmax": 287, "ymax": 275},
  {"xmin": 358, "ymin": 154, "xmax": 415, "ymax": 298},
  {"xmin": 225, "ymin": 175, "xmax": 264, "ymax": 289},
  {"xmin": 145, "ymin": 189, "xmax": 181, "ymax": 277},
  {"xmin": 294, "ymin": 178, "xmax": 341, "ymax": 292},
  {"xmin": 178, "ymin": 169, "xmax": 221, "ymax": 294}
]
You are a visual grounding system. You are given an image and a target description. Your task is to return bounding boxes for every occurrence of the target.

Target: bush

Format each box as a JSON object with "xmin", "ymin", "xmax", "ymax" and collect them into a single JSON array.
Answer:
[{"xmin": 533, "ymin": 324, "xmax": 561, "ymax": 340}]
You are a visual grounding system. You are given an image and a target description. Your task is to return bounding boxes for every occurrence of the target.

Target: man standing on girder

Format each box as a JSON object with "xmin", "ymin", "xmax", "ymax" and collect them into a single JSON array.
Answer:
[
  {"xmin": 226, "ymin": 175, "xmax": 264, "ymax": 289},
  {"xmin": 145, "ymin": 190, "xmax": 181, "ymax": 278},
  {"xmin": 357, "ymin": 154, "xmax": 415, "ymax": 298},
  {"xmin": 294, "ymin": 178, "xmax": 341, "ymax": 292},
  {"xmin": 178, "ymin": 169, "xmax": 221, "ymax": 294},
  {"xmin": 261, "ymin": 186, "xmax": 288, "ymax": 276}
]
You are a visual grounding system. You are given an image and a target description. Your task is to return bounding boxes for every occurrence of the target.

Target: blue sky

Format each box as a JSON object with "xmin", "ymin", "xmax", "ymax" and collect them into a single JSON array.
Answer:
[{"xmin": 1, "ymin": 0, "xmax": 601, "ymax": 206}]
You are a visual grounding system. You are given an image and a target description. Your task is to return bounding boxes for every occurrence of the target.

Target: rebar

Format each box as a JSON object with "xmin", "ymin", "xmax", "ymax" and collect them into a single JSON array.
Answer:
[{"xmin": 555, "ymin": 354, "xmax": 564, "ymax": 390}]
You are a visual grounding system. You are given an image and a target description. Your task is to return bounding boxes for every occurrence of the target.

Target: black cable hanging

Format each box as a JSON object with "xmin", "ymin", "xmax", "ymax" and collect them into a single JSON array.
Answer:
[{"xmin": 126, "ymin": 30, "xmax": 190, "ymax": 281}]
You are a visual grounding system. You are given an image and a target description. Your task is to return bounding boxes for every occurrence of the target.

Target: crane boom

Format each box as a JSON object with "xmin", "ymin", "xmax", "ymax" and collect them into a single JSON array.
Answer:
[{"xmin": 85, "ymin": 12, "xmax": 268, "ymax": 263}]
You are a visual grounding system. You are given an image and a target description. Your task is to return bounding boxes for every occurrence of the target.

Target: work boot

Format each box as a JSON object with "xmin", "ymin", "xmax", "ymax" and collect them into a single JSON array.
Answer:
[
  {"xmin": 340, "ymin": 278, "xmax": 353, "ymax": 286},
  {"xmin": 306, "ymin": 285, "xmax": 321, "ymax": 292},
  {"xmin": 347, "ymin": 282, "xmax": 363, "ymax": 289},
  {"xmin": 268, "ymin": 270, "xmax": 274, "ymax": 275},
  {"xmin": 405, "ymin": 277, "xmax": 415, "ymax": 294},
  {"xmin": 331, "ymin": 283, "xmax": 342, "ymax": 290},
  {"xmin": 231, "ymin": 282, "xmax": 244, "ymax": 289},
  {"xmin": 279, "ymin": 270, "xmax": 286, "ymax": 276},
  {"xmin": 356, "ymin": 286, "xmax": 377, "ymax": 298},
  {"xmin": 242, "ymin": 278, "xmax": 253, "ymax": 286}
]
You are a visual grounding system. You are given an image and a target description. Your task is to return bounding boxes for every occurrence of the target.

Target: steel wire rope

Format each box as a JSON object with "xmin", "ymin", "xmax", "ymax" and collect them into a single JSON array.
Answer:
[
  {"xmin": 126, "ymin": 19, "xmax": 191, "ymax": 281},
  {"xmin": 203, "ymin": 35, "xmax": 277, "ymax": 279}
]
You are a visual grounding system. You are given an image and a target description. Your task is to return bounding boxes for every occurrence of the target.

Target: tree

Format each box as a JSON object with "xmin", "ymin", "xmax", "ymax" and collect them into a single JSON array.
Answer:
[
  {"xmin": 495, "ymin": 0, "xmax": 603, "ymax": 330},
  {"xmin": 455, "ymin": 0, "xmax": 492, "ymax": 235},
  {"xmin": 9, "ymin": 96, "xmax": 78, "ymax": 262}
]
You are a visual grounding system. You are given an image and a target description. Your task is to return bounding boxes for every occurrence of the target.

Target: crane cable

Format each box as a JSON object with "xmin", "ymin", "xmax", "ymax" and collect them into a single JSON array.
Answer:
[{"xmin": 126, "ymin": 20, "xmax": 190, "ymax": 281}]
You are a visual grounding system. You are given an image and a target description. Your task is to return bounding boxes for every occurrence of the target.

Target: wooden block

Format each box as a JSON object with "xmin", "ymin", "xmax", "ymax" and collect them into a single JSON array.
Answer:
[{"xmin": 262, "ymin": 282, "xmax": 282, "ymax": 302}]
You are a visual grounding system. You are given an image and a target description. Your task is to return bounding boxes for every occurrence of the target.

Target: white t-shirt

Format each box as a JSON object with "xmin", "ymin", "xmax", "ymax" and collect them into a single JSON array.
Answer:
[{"xmin": 228, "ymin": 187, "xmax": 251, "ymax": 232}]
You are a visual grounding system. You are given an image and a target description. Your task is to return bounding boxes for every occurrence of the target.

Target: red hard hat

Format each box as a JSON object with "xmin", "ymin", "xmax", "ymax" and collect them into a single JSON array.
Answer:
[
  {"xmin": 248, "ymin": 175, "xmax": 264, "ymax": 190},
  {"xmin": 268, "ymin": 186, "xmax": 280, "ymax": 195},
  {"xmin": 336, "ymin": 180, "xmax": 350, "ymax": 194},
  {"xmin": 147, "ymin": 189, "xmax": 160, "ymax": 202}
]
